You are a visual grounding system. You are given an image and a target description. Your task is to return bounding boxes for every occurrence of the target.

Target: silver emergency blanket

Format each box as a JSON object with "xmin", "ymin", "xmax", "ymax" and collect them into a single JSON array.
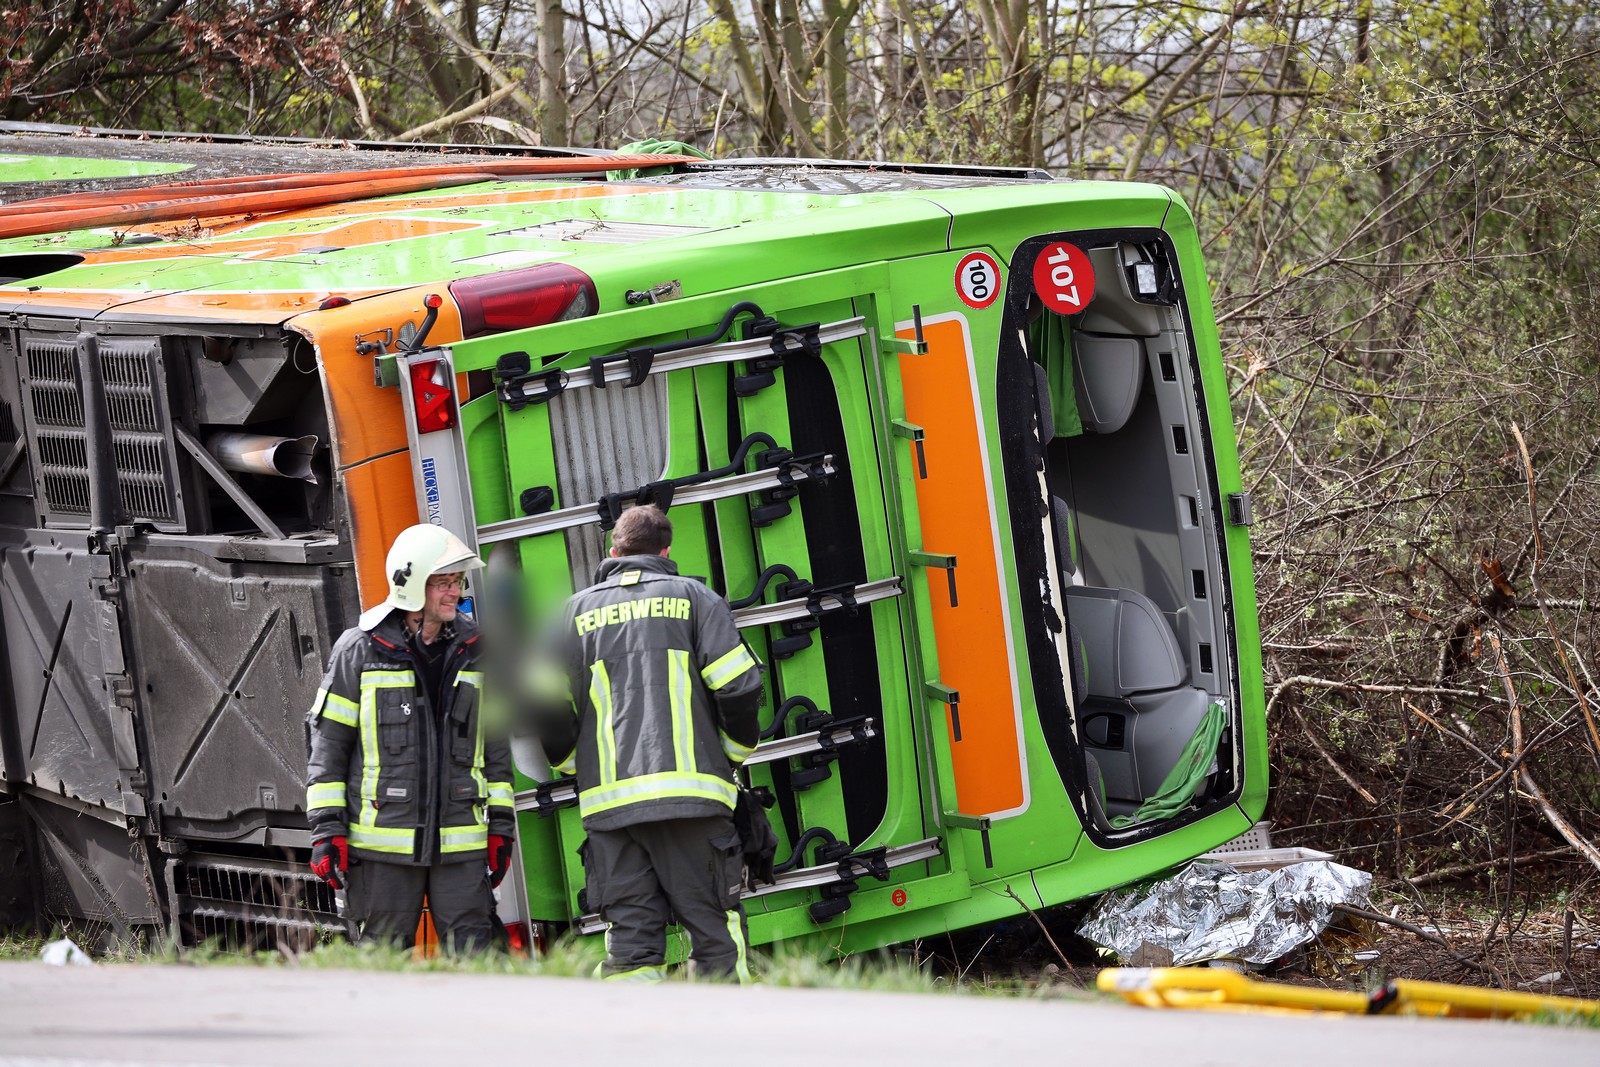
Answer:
[{"xmin": 1077, "ymin": 859, "xmax": 1372, "ymax": 966}]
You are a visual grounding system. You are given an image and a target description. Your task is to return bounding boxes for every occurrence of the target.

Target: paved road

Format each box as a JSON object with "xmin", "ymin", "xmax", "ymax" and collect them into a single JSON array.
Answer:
[{"xmin": 0, "ymin": 961, "xmax": 1594, "ymax": 1066}]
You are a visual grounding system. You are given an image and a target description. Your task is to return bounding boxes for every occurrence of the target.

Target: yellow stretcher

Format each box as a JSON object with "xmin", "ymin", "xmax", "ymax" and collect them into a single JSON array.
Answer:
[{"xmin": 1098, "ymin": 967, "xmax": 1600, "ymax": 1021}]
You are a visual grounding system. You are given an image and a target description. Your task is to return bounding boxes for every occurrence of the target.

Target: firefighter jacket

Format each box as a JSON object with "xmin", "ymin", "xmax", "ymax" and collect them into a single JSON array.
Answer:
[
  {"xmin": 304, "ymin": 610, "xmax": 515, "ymax": 864},
  {"xmin": 544, "ymin": 554, "xmax": 763, "ymax": 832}
]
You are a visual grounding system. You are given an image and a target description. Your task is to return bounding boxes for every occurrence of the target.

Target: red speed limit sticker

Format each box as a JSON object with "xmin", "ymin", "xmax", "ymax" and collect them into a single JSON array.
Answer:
[
  {"xmin": 891, "ymin": 888, "xmax": 908, "ymax": 908},
  {"xmin": 955, "ymin": 252, "xmax": 1002, "ymax": 309},
  {"xmin": 1033, "ymin": 241, "xmax": 1095, "ymax": 313}
]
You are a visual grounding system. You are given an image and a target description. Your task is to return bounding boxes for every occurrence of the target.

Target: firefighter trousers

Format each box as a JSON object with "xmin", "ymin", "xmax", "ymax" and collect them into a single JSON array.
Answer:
[
  {"xmin": 584, "ymin": 814, "xmax": 751, "ymax": 982},
  {"xmin": 347, "ymin": 857, "xmax": 495, "ymax": 953}
]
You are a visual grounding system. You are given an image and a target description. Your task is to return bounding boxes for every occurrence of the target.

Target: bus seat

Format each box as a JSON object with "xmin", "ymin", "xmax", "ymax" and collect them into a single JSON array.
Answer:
[
  {"xmin": 1061, "ymin": 585, "xmax": 1184, "ymax": 698},
  {"xmin": 1081, "ymin": 750, "xmax": 1117, "ymax": 832},
  {"xmin": 1064, "ymin": 585, "xmax": 1213, "ymax": 809},
  {"xmin": 1051, "ymin": 495, "xmax": 1080, "ymax": 584},
  {"xmin": 1034, "ymin": 361, "xmax": 1055, "ymax": 445},
  {"xmin": 1072, "ymin": 333, "xmax": 1144, "ymax": 435}
]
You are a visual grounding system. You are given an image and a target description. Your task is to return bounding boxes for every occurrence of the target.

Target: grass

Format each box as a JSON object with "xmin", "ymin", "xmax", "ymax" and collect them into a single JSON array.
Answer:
[
  {"xmin": 0, "ymin": 931, "xmax": 48, "ymax": 960},
  {"xmin": 0, "ymin": 925, "xmax": 1088, "ymax": 997}
]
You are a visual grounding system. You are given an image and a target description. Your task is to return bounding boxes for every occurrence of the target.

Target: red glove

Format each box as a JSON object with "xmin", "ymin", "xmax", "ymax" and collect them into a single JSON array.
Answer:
[
  {"xmin": 310, "ymin": 836, "xmax": 348, "ymax": 890},
  {"xmin": 487, "ymin": 834, "xmax": 513, "ymax": 888}
]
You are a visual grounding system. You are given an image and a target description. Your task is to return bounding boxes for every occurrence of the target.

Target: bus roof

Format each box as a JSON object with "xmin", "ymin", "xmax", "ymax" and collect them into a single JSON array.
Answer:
[{"xmin": 0, "ymin": 128, "xmax": 1172, "ymax": 325}]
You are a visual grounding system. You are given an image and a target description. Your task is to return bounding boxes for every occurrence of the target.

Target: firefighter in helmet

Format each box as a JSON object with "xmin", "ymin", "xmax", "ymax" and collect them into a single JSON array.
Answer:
[
  {"xmin": 533, "ymin": 504, "xmax": 764, "ymax": 980},
  {"xmin": 305, "ymin": 523, "xmax": 515, "ymax": 951}
]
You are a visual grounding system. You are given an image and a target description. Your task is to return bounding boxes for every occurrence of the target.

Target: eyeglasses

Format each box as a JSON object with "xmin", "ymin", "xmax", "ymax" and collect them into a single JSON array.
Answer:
[{"xmin": 426, "ymin": 575, "xmax": 464, "ymax": 591}]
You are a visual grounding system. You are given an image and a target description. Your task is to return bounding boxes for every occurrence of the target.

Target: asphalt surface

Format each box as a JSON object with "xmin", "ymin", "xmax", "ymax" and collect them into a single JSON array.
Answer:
[{"xmin": 1, "ymin": 961, "xmax": 1595, "ymax": 1066}]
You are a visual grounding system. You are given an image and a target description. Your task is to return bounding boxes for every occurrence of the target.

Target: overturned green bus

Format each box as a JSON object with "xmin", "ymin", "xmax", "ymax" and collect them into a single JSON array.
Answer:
[{"xmin": 0, "ymin": 128, "xmax": 1264, "ymax": 954}]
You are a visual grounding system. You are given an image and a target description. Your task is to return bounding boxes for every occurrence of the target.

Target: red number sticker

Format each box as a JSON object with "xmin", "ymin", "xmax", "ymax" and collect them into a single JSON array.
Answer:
[
  {"xmin": 891, "ymin": 888, "xmax": 908, "ymax": 908},
  {"xmin": 955, "ymin": 252, "xmax": 1002, "ymax": 309},
  {"xmin": 1033, "ymin": 241, "xmax": 1095, "ymax": 313}
]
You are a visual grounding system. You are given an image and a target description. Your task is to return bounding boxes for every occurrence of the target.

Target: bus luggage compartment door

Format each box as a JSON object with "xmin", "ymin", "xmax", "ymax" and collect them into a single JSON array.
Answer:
[
  {"xmin": 119, "ymin": 540, "xmax": 356, "ymax": 839},
  {"xmin": 0, "ymin": 530, "xmax": 128, "ymax": 811}
]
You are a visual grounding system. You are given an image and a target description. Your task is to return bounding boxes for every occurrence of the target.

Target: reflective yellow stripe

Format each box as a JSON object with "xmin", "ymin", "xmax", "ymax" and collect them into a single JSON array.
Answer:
[
  {"xmin": 486, "ymin": 781, "xmax": 514, "ymax": 809},
  {"xmin": 603, "ymin": 964, "xmax": 667, "ymax": 982},
  {"xmin": 306, "ymin": 781, "xmax": 346, "ymax": 810},
  {"xmin": 348, "ymin": 824, "xmax": 415, "ymax": 854},
  {"xmin": 592, "ymin": 660, "xmax": 616, "ymax": 787},
  {"xmin": 550, "ymin": 694, "xmax": 580, "ymax": 775},
  {"xmin": 702, "ymin": 645, "xmax": 757, "ymax": 691},
  {"xmin": 440, "ymin": 823, "xmax": 489, "ymax": 853},
  {"xmin": 315, "ymin": 688, "xmax": 359, "ymax": 728},
  {"xmin": 669, "ymin": 649, "xmax": 694, "ymax": 772},
  {"xmin": 357, "ymin": 670, "xmax": 414, "ymax": 827},
  {"xmin": 578, "ymin": 771, "xmax": 737, "ymax": 818},
  {"xmin": 359, "ymin": 688, "xmax": 380, "ymax": 826},
  {"xmin": 726, "ymin": 910, "xmax": 751, "ymax": 984},
  {"xmin": 361, "ymin": 670, "xmax": 416, "ymax": 687},
  {"xmin": 719, "ymin": 730, "xmax": 756, "ymax": 765},
  {"xmin": 457, "ymin": 671, "xmax": 484, "ymax": 687},
  {"xmin": 471, "ymin": 685, "xmax": 488, "ymax": 801}
]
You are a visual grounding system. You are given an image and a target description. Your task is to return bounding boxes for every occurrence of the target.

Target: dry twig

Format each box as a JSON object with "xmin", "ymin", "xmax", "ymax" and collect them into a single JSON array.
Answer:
[
  {"xmin": 1332, "ymin": 903, "xmax": 1492, "ymax": 974},
  {"xmin": 1509, "ymin": 422, "xmax": 1600, "ymax": 762},
  {"xmin": 1001, "ymin": 884, "xmax": 1076, "ymax": 977},
  {"xmin": 1487, "ymin": 631, "xmax": 1600, "ymax": 875}
]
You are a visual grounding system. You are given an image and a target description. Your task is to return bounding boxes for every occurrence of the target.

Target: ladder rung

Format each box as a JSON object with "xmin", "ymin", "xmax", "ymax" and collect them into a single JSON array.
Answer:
[
  {"xmin": 480, "ymin": 457, "xmax": 835, "ymax": 545},
  {"xmin": 732, "ymin": 576, "xmax": 902, "ymax": 629}
]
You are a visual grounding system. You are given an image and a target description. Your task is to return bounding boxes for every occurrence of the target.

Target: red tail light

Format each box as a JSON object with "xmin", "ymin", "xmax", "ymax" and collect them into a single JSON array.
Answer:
[
  {"xmin": 409, "ymin": 358, "xmax": 456, "ymax": 433},
  {"xmin": 449, "ymin": 263, "xmax": 598, "ymax": 339}
]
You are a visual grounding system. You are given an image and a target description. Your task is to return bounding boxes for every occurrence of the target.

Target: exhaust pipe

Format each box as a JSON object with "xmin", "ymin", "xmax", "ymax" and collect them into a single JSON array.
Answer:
[{"xmin": 205, "ymin": 432, "xmax": 320, "ymax": 483}]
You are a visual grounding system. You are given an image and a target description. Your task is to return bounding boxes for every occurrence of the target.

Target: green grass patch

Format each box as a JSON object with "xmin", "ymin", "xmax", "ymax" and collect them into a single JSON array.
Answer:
[
  {"xmin": 1, "ymin": 924, "xmax": 1097, "ymax": 997},
  {"xmin": 0, "ymin": 931, "xmax": 49, "ymax": 960}
]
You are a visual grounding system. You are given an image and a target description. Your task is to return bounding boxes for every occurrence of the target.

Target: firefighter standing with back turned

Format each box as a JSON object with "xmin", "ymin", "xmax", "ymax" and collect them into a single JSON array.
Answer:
[
  {"xmin": 535, "ymin": 504, "xmax": 764, "ymax": 981},
  {"xmin": 304, "ymin": 523, "xmax": 516, "ymax": 951}
]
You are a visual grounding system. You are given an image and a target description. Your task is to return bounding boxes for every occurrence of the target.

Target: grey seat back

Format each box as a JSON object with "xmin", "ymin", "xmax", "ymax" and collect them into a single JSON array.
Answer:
[
  {"xmin": 1051, "ymin": 495, "xmax": 1079, "ymax": 583},
  {"xmin": 1062, "ymin": 585, "xmax": 1185, "ymax": 698},
  {"xmin": 1072, "ymin": 334, "xmax": 1144, "ymax": 434},
  {"xmin": 1033, "ymin": 360, "xmax": 1054, "ymax": 445}
]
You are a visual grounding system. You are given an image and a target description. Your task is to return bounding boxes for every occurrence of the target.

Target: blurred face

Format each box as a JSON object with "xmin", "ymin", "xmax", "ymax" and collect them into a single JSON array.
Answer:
[{"xmin": 422, "ymin": 572, "xmax": 464, "ymax": 627}]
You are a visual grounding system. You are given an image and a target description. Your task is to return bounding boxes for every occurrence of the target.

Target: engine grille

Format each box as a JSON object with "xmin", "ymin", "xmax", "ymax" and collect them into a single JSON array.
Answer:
[
  {"xmin": 19, "ymin": 332, "xmax": 186, "ymax": 530},
  {"xmin": 168, "ymin": 855, "xmax": 347, "ymax": 951}
]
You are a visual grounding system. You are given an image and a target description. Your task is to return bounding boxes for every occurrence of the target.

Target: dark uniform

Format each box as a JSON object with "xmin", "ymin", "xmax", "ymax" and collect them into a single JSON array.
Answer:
[
  {"xmin": 305, "ymin": 610, "xmax": 515, "ymax": 950},
  {"xmin": 544, "ymin": 554, "xmax": 763, "ymax": 980}
]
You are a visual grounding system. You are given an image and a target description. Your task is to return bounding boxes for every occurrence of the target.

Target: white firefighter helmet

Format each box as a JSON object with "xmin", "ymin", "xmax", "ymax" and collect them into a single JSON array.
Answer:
[{"xmin": 357, "ymin": 523, "xmax": 484, "ymax": 630}]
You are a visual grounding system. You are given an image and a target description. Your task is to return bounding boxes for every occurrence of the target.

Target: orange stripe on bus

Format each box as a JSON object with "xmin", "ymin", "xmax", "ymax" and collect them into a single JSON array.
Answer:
[
  {"xmin": 76, "ymin": 216, "xmax": 483, "ymax": 265},
  {"xmin": 341, "ymin": 449, "xmax": 422, "ymax": 612},
  {"xmin": 0, "ymin": 157, "xmax": 689, "ymax": 240},
  {"xmin": 898, "ymin": 315, "xmax": 1025, "ymax": 816}
]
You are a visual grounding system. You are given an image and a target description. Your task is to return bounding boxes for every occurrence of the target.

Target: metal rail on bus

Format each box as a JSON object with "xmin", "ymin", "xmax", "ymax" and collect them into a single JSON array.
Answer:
[
  {"xmin": 572, "ymin": 837, "xmax": 945, "ymax": 932},
  {"xmin": 514, "ymin": 717, "xmax": 878, "ymax": 815},
  {"xmin": 495, "ymin": 315, "xmax": 866, "ymax": 409}
]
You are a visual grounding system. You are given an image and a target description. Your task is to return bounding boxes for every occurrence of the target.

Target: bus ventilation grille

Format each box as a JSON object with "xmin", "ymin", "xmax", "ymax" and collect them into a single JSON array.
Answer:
[
  {"xmin": 20, "ymin": 332, "xmax": 188, "ymax": 530},
  {"xmin": 168, "ymin": 855, "xmax": 347, "ymax": 951}
]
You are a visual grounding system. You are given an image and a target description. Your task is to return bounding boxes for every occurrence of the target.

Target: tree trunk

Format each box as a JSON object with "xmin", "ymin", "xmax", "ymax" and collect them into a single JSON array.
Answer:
[{"xmin": 538, "ymin": 0, "xmax": 569, "ymax": 144}]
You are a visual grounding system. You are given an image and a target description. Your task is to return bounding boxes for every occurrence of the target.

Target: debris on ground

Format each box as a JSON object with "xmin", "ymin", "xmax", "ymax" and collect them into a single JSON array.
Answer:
[
  {"xmin": 1077, "ymin": 858, "xmax": 1372, "ymax": 967},
  {"xmin": 39, "ymin": 938, "xmax": 93, "ymax": 966}
]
